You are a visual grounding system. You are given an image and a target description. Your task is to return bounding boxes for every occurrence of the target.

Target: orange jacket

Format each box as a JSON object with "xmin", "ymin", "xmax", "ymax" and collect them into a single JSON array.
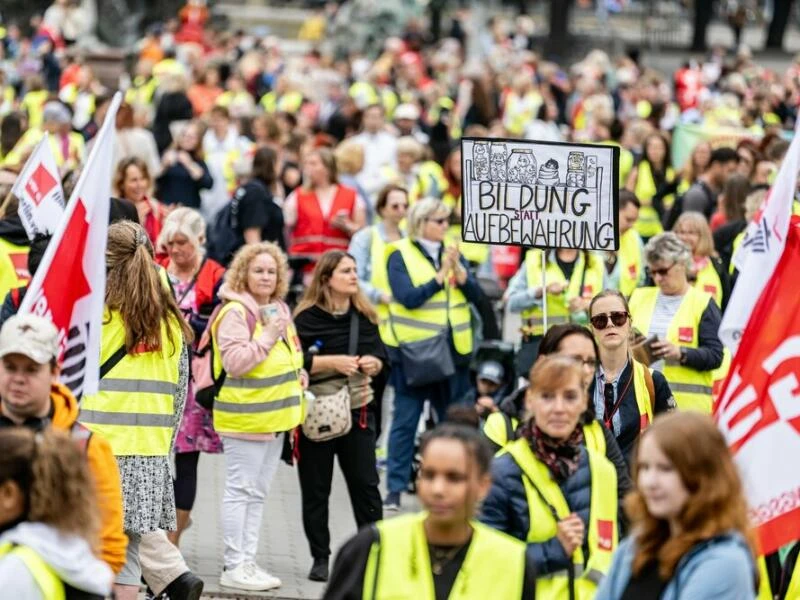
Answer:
[{"xmin": 0, "ymin": 384, "xmax": 128, "ymax": 573}]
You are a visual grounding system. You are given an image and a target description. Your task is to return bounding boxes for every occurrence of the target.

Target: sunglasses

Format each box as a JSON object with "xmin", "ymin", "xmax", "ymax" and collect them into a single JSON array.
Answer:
[
  {"xmin": 427, "ymin": 217, "xmax": 449, "ymax": 225},
  {"xmin": 649, "ymin": 263, "xmax": 675, "ymax": 278},
  {"xmin": 590, "ymin": 311, "xmax": 629, "ymax": 330}
]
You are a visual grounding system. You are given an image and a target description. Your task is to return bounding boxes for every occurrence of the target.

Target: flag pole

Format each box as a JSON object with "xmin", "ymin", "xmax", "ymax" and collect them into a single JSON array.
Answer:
[{"xmin": 542, "ymin": 249, "xmax": 548, "ymax": 333}]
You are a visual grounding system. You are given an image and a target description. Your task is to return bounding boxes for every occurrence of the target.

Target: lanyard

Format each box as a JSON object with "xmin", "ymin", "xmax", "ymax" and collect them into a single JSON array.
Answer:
[{"xmin": 602, "ymin": 368, "xmax": 634, "ymax": 429}]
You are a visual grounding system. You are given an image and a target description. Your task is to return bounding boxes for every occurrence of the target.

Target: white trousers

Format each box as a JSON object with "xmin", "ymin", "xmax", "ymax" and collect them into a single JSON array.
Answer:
[{"xmin": 221, "ymin": 435, "xmax": 283, "ymax": 570}]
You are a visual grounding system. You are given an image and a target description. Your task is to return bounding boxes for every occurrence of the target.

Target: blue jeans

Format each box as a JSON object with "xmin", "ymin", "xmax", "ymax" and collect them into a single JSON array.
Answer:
[{"xmin": 386, "ymin": 363, "xmax": 471, "ymax": 494}]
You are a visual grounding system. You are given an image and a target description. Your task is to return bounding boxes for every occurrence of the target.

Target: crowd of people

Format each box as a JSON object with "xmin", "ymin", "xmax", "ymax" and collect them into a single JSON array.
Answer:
[{"xmin": 0, "ymin": 0, "xmax": 798, "ymax": 598}]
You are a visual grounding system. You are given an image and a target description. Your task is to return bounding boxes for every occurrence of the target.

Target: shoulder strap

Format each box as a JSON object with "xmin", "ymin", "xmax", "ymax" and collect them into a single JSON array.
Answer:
[
  {"xmin": 348, "ymin": 309, "xmax": 359, "ymax": 356},
  {"xmin": 175, "ymin": 257, "xmax": 207, "ymax": 305},
  {"xmin": 99, "ymin": 345, "xmax": 127, "ymax": 379}
]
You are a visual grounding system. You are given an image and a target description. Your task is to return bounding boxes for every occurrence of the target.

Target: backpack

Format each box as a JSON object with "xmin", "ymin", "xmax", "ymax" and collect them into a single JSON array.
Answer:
[
  {"xmin": 193, "ymin": 302, "xmax": 257, "ymax": 410},
  {"xmin": 207, "ymin": 186, "xmax": 245, "ymax": 266}
]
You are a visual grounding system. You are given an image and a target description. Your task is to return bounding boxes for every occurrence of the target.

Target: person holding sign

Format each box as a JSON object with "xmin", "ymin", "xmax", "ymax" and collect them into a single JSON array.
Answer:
[
  {"xmin": 480, "ymin": 355, "xmax": 621, "ymax": 599},
  {"xmin": 383, "ymin": 198, "xmax": 482, "ymax": 512},
  {"xmin": 507, "ymin": 248, "xmax": 606, "ymax": 380},
  {"xmin": 628, "ymin": 233, "xmax": 723, "ymax": 414}
]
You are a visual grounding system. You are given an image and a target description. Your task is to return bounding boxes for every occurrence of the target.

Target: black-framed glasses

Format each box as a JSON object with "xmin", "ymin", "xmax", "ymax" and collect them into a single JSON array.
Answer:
[
  {"xmin": 590, "ymin": 311, "xmax": 630, "ymax": 330},
  {"xmin": 564, "ymin": 355, "xmax": 597, "ymax": 370},
  {"xmin": 427, "ymin": 217, "xmax": 449, "ymax": 225},
  {"xmin": 649, "ymin": 263, "xmax": 676, "ymax": 278}
]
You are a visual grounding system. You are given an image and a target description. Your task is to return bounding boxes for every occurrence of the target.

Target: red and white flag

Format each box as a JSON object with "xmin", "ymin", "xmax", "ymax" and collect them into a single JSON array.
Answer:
[
  {"xmin": 716, "ymin": 216, "xmax": 800, "ymax": 554},
  {"xmin": 19, "ymin": 92, "xmax": 122, "ymax": 398},
  {"xmin": 720, "ymin": 120, "xmax": 800, "ymax": 354},
  {"xmin": 10, "ymin": 134, "xmax": 65, "ymax": 239}
]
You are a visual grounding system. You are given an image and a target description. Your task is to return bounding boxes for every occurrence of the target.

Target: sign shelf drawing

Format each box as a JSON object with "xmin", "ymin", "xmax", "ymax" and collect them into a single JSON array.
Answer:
[{"xmin": 461, "ymin": 137, "xmax": 620, "ymax": 251}]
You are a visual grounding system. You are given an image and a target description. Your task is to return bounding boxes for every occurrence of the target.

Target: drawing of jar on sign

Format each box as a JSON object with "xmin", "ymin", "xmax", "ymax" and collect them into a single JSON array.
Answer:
[
  {"xmin": 472, "ymin": 141, "xmax": 490, "ymax": 181},
  {"xmin": 507, "ymin": 149, "xmax": 537, "ymax": 185},
  {"xmin": 489, "ymin": 142, "xmax": 508, "ymax": 182}
]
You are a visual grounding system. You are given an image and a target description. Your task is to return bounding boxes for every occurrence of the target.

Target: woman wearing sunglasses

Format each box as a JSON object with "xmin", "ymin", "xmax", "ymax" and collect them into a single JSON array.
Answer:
[
  {"xmin": 589, "ymin": 290, "xmax": 675, "ymax": 465},
  {"xmin": 628, "ymin": 233, "xmax": 723, "ymax": 414}
]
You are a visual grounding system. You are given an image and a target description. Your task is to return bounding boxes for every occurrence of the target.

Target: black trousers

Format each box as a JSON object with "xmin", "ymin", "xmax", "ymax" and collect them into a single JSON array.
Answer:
[
  {"xmin": 173, "ymin": 451, "xmax": 200, "ymax": 511},
  {"xmin": 297, "ymin": 405, "xmax": 383, "ymax": 559}
]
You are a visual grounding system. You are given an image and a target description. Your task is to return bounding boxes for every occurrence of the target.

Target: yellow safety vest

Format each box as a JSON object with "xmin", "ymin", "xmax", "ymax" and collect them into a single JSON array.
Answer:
[
  {"xmin": 0, "ymin": 86, "xmax": 15, "ymax": 117},
  {"xmin": 634, "ymin": 162, "xmax": 675, "ymax": 239},
  {"xmin": 446, "ymin": 223, "xmax": 490, "ymax": 266},
  {"xmin": 20, "ymin": 90, "xmax": 49, "ymax": 130},
  {"xmin": 617, "ymin": 228, "xmax": 644, "ymax": 298},
  {"xmin": 629, "ymin": 286, "xmax": 713, "ymax": 413},
  {"xmin": 59, "ymin": 84, "xmax": 95, "ymax": 112},
  {"xmin": 503, "ymin": 91, "xmax": 542, "ymax": 137},
  {"xmin": 694, "ymin": 258, "xmax": 723, "ymax": 307},
  {"xmin": 486, "ymin": 415, "xmax": 607, "ymax": 458},
  {"xmin": 418, "ymin": 160, "xmax": 447, "ymax": 199},
  {"xmin": 383, "ymin": 238, "xmax": 473, "ymax": 355},
  {"xmin": 369, "ymin": 225, "xmax": 393, "ymax": 342},
  {"xmin": 599, "ymin": 141, "xmax": 633, "ymax": 187},
  {"xmin": 631, "ymin": 360, "xmax": 654, "ymax": 430},
  {"xmin": 757, "ymin": 556, "xmax": 772, "ymax": 600},
  {"xmin": 3, "ymin": 128, "xmax": 85, "ymax": 169},
  {"xmin": 216, "ymin": 90, "xmax": 252, "ymax": 110},
  {"xmin": 260, "ymin": 90, "xmax": 303, "ymax": 114},
  {"xmin": 0, "ymin": 542, "xmax": 64, "ymax": 600},
  {"xmin": 348, "ymin": 81, "xmax": 380, "ymax": 109},
  {"xmin": 730, "ymin": 231, "xmax": 745, "ymax": 275},
  {"xmin": 211, "ymin": 301, "xmax": 305, "ymax": 434},
  {"xmin": 521, "ymin": 250, "xmax": 605, "ymax": 336},
  {"xmin": 505, "ymin": 437, "xmax": 618, "ymax": 599},
  {"xmin": 125, "ymin": 76, "xmax": 158, "ymax": 107},
  {"xmin": 80, "ymin": 309, "xmax": 184, "ymax": 456},
  {"xmin": 0, "ymin": 237, "xmax": 30, "ymax": 301},
  {"xmin": 363, "ymin": 512, "xmax": 526, "ymax": 600},
  {"xmin": 785, "ymin": 553, "xmax": 800, "ymax": 600},
  {"xmin": 153, "ymin": 58, "xmax": 185, "ymax": 83}
]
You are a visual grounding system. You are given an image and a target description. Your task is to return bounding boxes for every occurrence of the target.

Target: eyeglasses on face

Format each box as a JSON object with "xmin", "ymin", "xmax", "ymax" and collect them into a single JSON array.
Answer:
[
  {"xmin": 590, "ymin": 311, "xmax": 630, "ymax": 330},
  {"xmin": 426, "ymin": 217, "xmax": 449, "ymax": 225},
  {"xmin": 649, "ymin": 263, "xmax": 676, "ymax": 278},
  {"xmin": 564, "ymin": 355, "xmax": 597, "ymax": 369}
]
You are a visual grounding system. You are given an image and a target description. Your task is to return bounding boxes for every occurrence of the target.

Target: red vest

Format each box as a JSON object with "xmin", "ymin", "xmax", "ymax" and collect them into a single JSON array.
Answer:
[{"xmin": 289, "ymin": 185, "xmax": 356, "ymax": 260}]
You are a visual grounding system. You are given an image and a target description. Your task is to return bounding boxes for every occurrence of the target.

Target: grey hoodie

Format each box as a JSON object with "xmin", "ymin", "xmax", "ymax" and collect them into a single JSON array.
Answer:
[{"xmin": 0, "ymin": 522, "xmax": 113, "ymax": 599}]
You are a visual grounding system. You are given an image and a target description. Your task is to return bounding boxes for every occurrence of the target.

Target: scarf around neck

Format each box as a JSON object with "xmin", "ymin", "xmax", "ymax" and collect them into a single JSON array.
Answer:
[{"xmin": 524, "ymin": 422, "xmax": 584, "ymax": 482}]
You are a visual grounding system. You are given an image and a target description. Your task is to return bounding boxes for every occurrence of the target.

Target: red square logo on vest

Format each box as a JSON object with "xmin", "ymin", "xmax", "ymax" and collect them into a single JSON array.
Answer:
[
  {"xmin": 703, "ymin": 284, "xmax": 717, "ymax": 296},
  {"xmin": 628, "ymin": 263, "xmax": 637, "ymax": 277},
  {"xmin": 582, "ymin": 285, "xmax": 594, "ymax": 297},
  {"xmin": 597, "ymin": 519, "xmax": 614, "ymax": 551},
  {"xmin": 678, "ymin": 327, "xmax": 694, "ymax": 343}
]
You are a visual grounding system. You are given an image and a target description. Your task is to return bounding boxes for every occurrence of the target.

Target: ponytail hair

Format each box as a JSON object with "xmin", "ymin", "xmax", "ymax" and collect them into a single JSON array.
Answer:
[
  {"xmin": 105, "ymin": 221, "xmax": 193, "ymax": 353},
  {"xmin": 0, "ymin": 428, "xmax": 99, "ymax": 549}
]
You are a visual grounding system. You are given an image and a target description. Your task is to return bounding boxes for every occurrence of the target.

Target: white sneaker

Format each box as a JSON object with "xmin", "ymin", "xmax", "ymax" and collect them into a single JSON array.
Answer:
[
  {"xmin": 220, "ymin": 563, "xmax": 282, "ymax": 591},
  {"xmin": 246, "ymin": 561, "xmax": 282, "ymax": 587}
]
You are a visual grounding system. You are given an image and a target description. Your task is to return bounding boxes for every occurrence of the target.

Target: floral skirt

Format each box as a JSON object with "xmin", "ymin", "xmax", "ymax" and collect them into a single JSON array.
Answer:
[{"xmin": 174, "ymin": 386, "xmax": 223, "ymax": 454}]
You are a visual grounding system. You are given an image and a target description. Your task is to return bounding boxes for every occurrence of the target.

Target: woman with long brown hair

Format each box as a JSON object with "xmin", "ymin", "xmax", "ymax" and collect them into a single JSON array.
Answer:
[
  {"xmin": 596, "ymin": 412, "xmax": 758, "ymax": 599},
  {"xmin": 79, "ymin": 221, "xmax": 192, "ymax": 600},
  {"xmin": 294, "ymin": 249, "xmax": 388, "ymax": 583},
  {"xmin": 0, "ymin": 428, "xmax": 113, "ymax": 597},
  {"xmin": 114, "ymin": 156, "xmax": 168, "ymax": 246}
]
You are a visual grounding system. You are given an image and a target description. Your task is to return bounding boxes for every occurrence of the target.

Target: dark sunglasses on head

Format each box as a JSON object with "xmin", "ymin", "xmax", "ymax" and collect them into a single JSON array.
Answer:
[
  {"xmin": 427, "ymin": 217, "xmax": 449, "ymax": 225},
  {"xmin": 590, "ymin": 311, "xmax": 629, "ymax": 330}
]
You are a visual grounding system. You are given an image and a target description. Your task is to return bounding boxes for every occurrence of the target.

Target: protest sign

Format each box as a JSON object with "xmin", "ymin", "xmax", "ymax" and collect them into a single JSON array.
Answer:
[
  {"xmin": 460, "ymin": 138, "xmax": 620, "ymax": 250},
  {"xmin": 671, "ymin": 123, "xmax": 757, "ymax": 170}
]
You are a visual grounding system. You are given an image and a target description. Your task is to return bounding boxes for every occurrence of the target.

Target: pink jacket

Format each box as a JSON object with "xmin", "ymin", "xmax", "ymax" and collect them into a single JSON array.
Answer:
[{"xmin": 215, "ymin": 284, "xmax": 294, "ymax": 440}]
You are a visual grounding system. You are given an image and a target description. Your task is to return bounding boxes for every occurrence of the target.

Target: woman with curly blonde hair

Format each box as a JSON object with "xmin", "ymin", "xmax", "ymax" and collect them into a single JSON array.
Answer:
[
  {"xmin": 596, "ymin": 412, "xmax": 758, "ymax": 599},
  {"xmin": 0, "ymin": 428, "xmax": 114, "ymax": 597},
  {"xmin": 211, "ymin": 241, "xmax": 306, "ymax": 592}
]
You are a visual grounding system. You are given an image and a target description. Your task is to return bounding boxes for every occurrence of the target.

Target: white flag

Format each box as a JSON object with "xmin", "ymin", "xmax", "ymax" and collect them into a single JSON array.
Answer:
[
  {"xmin": 10, "ymin": 134, "xmax": 65, "ymax": 240},
  {"xmin": 720, "ymin": 120, "xmax": 800, "ymax": 354},
  {"xmin": 19, "ymin": 93, "xmax": 122, "ymax": 398}
]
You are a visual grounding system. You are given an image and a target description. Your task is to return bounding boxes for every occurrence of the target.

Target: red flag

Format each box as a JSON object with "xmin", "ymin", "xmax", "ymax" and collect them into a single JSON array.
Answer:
[
  {"xmin": 19, "ymin": 93, "xmax": 122, "ymax": 398},
  {"xmin": 715, "ymin": 215, "xmax": 800, "ymax": 554}
]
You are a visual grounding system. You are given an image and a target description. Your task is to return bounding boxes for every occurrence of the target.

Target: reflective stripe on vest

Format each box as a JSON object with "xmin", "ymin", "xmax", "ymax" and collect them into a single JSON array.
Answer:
[
  {"xmin": 694, "ymin": 259, "xmax": 723, "ymax": 307},
  {"xmin": 211, "ymin": 302, "xmax": 305, "ymax": 434},
  {"xmin": 80, "ymin": 309, "xmax": 183, "ymax": 456},
  {"xmin": 363, "ymin": 512, "xmax": 526, "ymax": 600},
  {"xmin": 634, "ymin": 162, "xmax": 674, "ymax": 238},
  {"xmin": 505, "ymin": 438, "xmax": 618, "ymax": 599},
  {"xmin": 521, "ymin": 249, "xmax": 605, "ymax": 336},
  {"xmin": 383, "ymin": 239, "xmax": 473, "ymax": 355},
  {"xmin": 0, "ymin": 543, "xmax": 65, "ymax": 600},
  {"xmin": 632, "ymin": 360, "xmax": 654, "ymax": 431},
  {"xmin": 617, "ymin": 228, "xmax": 643, "ymax": 297},
  {"xmin": 629, "ymin": 286, "xmax": 713, "ymax": 413}
]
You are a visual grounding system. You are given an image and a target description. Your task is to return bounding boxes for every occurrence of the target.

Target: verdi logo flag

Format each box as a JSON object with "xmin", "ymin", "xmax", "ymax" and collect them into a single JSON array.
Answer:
[{"xmin": 19, "ymin": 92, "xmax": 122, "ymax": 398}]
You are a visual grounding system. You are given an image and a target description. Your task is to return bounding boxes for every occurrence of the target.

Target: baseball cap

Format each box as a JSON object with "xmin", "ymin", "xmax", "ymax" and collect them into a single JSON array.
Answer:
[
  {"xmin": 0, "ymin": 315, "xmax": 59, "ymax": 364},
  {"xmin": 394, "ymin": 103, "xmax": 420, "ymax": 122},
  {"xmin": 477, "ymin": 360, "xmax": 504, "ymax": 385}
]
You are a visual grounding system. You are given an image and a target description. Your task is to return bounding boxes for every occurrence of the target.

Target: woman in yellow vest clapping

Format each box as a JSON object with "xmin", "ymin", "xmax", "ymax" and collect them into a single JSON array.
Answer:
[
  {"xmin": 589, "ymin": 290, "xmax": 675, "ymax": 464},
  {"xmin": 596, "ymin": 413, "xmax": 758, "ymax": 599},
  {"xmin": 325, "ymin": 422, "xmax": 535, "ymax": 599},
  {"xmin": 0, "ymin": 429, "xmax": 113, "ymax": 597},
  {"xmin": 672, "ymin": 212, "xmax": 730, "ymax": 309},
  {"xmin": 211, "ymin": 242, "xmax": 305, "ymax": 592},
  {"xmin": 480, "ymin": 355, "xmax": 621, "ymax": 599},
  {"xmin": 348, "ymin": 184, "xmax": 408, "ymax": 343},
  {"xmin": 628, "ymin": 233, "xmax": 723, "ymax": 414},
  {"xmin": 626, "ymin": 133, "xmax": 676, "ymax": 240},
  {"xmin": 507, "ymin": 248, "xmax": 606, "ymax": 379},
  {"xmin": 79, "ymin": 222, "xmax": 192, "ymax": 600}
]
